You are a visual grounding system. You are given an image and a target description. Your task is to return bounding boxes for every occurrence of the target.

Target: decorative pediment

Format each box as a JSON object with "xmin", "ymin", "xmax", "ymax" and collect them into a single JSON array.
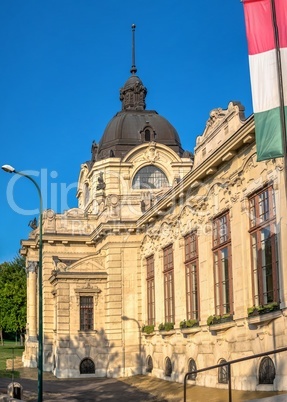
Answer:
[
  {"xmin": 197, "ymin": 102, "xmax": 245, "ymax": 144},
  {"xmin": 52, "ymin": 254, "xmax": 105, "ymax": 273},
  {"xmin": 193, "ymin": 102, "xmax": 246, "ymax": 169}
]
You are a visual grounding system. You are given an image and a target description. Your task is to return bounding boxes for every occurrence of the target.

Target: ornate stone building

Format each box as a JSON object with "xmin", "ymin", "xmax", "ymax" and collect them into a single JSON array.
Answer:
[{"xmin": 21, "ymin": 44, "xmax": 287, "ymax": 391}]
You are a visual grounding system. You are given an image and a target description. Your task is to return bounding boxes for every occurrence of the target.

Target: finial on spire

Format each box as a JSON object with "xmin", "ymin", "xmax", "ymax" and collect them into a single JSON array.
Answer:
[{"xmin": 130, "ymin": 24, "xmax": 137, "ymax": 75}]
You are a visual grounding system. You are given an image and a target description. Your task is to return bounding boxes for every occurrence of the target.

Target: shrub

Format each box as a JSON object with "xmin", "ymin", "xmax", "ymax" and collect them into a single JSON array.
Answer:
[
  {"xmin": 158, "ymin": 322, "xmax": 174, "ymax": 331},
  {"xmin": 247, "ymin": 302, "xmax": 279, "ymax": 317},
  {"xmin": 141, "ymin": 324, "xmax": 155, "ymax": 334},
  {"xmin": 180, "ymin": 319, "xmax": 198, "ymax": 329},
  {"xmin": 207, "ymin": 314, "xmax": 232, "ymax": 325}
]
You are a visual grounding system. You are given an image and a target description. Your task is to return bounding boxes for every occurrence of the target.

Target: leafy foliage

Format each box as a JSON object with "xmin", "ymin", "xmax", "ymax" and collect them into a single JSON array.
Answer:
[
  {"xmin": 158, "ymin": 322, "xmax": 174, "ymax": 331},
  {"xmin": 180, "ymin": 319, "xmax": 199, "ymax": 329},
  {"xmin": 141, "ymin": 324, "xmax": 155, "ymax": 334},
  {"xmin": 207, "ymin": 314, "xmax": 232, "ymax": 325},
  {"xmin": 0, "ymin": 256, "xmax": 27, "ymax": 336},
  {"xmin": 247, "ymin": 302, "xmax": 279, "ymax": 316}
]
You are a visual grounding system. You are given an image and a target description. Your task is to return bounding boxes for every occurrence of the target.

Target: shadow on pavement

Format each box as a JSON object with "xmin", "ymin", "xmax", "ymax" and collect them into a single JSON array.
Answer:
[{"xmin": 1, "ymin": 369, "xmax": 287, "ymax": 402}]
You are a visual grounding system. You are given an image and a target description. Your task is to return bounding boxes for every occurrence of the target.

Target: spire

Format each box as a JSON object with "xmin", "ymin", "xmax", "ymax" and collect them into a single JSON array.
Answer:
[
  {"xmin": 119, "ymin": 24, "xmax": 147, "ymax": 110},
  {"xmin": 130, "ymin": 24, "xmax": 137, "ymax": 75}
]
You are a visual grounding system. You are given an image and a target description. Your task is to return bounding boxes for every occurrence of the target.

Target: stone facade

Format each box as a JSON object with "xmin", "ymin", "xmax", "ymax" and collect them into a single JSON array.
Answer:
[{"xmin": 21, "ymin": 98, "xmax": 287, "ymax": 391}]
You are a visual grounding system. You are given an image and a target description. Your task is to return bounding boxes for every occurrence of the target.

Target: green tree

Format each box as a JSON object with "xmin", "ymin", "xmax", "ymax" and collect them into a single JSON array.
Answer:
[{"xmin": 0, "ymin": 255, "xmax": 27, "ymax": 344}]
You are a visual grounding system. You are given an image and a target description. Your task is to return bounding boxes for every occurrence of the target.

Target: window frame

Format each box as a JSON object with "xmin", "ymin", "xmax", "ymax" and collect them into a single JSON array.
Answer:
[
  {"xmin": 163, "ymin": 245, "xmax": 175, "ymax": 323},
  {"xmin": 187, "ymin": 358, "xmax": 197, "ymax": 380},
  {"xmin": 79, "ymin": 358, "xmax": 95, "ymax": 374},
  {"xmin": 132, "ymin": 165, "xmax": 169, "ymax": 189},
  {"xmin": 212, "ymin": 211, "xmax": 233, "ymax": 316},
  {"xmin": 80, "ymin": 295, "xmax": 94, "ymax": 331},
  {"xmin": 218, "ymin": 359, "xmax": 229, "ymax": 384},
  {"xmin": 146, "ymin": 255, "xmax": 155, "ymax": 326},
  {"xmin": 249, "ymin": 186, "xmax": 279, "ymax": 305},
  {"xmin": 259, "ymin": 356, "xmax": 276, "ymax": 384},
  {"xmin": 184, "ymin": 232, "xmax": 200, "ymax": 321}
]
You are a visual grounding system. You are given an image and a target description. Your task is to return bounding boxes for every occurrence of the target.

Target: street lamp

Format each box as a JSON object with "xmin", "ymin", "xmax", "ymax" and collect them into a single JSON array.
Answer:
[{"xmin": 2, "ymin": 164, "xmax": 43, "ymax": 402}]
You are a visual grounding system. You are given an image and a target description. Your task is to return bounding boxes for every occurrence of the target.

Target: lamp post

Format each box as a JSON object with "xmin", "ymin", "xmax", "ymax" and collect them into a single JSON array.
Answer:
[{"xmin": 2, "ymin": 164, "xmax": 43, "ymax": 402}]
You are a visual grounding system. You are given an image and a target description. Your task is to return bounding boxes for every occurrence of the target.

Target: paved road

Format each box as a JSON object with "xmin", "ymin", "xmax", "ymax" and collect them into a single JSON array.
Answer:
[
  {"xmin": 0, "ymin": 376, "xmax": 166, "ymax": 402},
  {"xmin": 1, "ymin": 370, "xmax": 287, "ymax": 402}
]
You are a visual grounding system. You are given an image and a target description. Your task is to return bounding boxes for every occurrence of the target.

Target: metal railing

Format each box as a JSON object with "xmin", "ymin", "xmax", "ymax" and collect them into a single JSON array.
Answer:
[{"xmin": 183, "ymin": 346, "xmax": 287, "ymax": 402}]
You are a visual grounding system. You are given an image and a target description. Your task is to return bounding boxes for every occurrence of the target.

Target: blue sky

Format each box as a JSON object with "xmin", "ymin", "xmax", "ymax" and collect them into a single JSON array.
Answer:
[{"xmin": 0, "ymin": 0, "xmax": 252, "ymax": 263}]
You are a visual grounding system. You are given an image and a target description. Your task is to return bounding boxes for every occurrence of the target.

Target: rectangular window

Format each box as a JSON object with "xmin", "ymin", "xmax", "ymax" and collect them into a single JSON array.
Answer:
[
  {"xmin": 213, "ymin": 212, "xmax": 233, "ymax": 316},
  {"xmin": 146, "ymin": 255, "xmax": 155, "ymax": 326},
  {"xmin": 185, "ymin": 232, "xmax": 199, "ymax": 320},
  {"xmin": 80, "ymin": 296, "xmax": 94, "ymax": 331},
  {"xmin": 163, "ymin": 245, "xmax": 175, "ymax": 323},
  {"xmin": 249, "ymin": 186, "xmax": 279, "ymax": 305}
]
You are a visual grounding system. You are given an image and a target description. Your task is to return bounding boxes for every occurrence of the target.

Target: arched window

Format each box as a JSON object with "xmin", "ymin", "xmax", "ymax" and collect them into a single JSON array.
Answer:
[
  {"xmin": 218, "ymin": 359, "xmax": 228, "ymax": 384},
  {"xmin": 84, "ymin": 183, "xmax": 90, "ymax": 206},
  {"xmin": 80, "ymin": 358, "xmax": 95, "ymax": 374},
  {"xmin": 132, "ymin": 166, "xmax": 169, "ymax": 189},
  {"xmin": 140, "ymin": 126, "xmax": 156, "ymax": 142},
  {"xmin": 145, "ymin": 129, "xmax": 151, "ymax": 141},
  {"xmin": 164, "ymin": 357, "xmax": 172, "ymax": 377},
  {"xmin": 259, "ymin": 357, "xmax": 276, "ymax": 384},
  {"xmin": 146, "ymin": 355, "xmax": 153, "ymax": 373},
  {"xmin": 187, "ymin": 358, "xmax": 197, "ymax": 380}
]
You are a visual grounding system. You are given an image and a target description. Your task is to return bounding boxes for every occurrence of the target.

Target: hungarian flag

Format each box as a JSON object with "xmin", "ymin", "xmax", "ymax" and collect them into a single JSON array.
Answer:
[{"xmin": 243, "ymin": 0, "xmax": 287, "ymax": 161}]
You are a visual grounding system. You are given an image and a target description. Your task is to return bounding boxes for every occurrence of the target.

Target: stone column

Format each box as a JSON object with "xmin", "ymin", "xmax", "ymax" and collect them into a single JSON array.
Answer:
[{"xmin": 26, "ymin": 261, "xmax": 38, "ymax": 341}]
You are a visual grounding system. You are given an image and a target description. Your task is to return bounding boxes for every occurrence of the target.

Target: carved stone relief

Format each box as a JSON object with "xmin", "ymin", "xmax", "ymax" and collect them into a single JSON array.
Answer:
[
  {"xmin": 74, "ymin": 283, "xmax": 101, "ymax": 306},
  {"xmin": 27, "ymin": 261, "xmax": 38, "ymax": 275}
]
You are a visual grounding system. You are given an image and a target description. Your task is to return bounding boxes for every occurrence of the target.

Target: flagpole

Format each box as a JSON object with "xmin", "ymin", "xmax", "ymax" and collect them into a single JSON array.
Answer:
[{"xmin": 271, "ymin": 0, "xmax": 287, "ymax": 196}]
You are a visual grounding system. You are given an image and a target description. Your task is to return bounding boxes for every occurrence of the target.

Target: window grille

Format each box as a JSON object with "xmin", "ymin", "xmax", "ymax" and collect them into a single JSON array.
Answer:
[
  {"xmin": 218, "ymin": 359, "xmax": 229, "ymax": 384},
  {"xmin": 80, "ymin": 296, "xmax": 93, "ymax": 331},
  {"xmin": 80, "ymin": 358, "xmax": 95, "ymax": 374},
  {"xmin": 259, "ymin": 357, "xmax": 276, "ymax": 384},
  {"xmin": 146, "ymin": 355, "xmax": 153, "ymax": 373},
  {"xmin": 187, "ymin": 358, "xmax": 197, "ymax": 380},
  {"xmin": 132, "ymin": 166, "xmax": 169, "ymax": 189},
  {"xmin": 164, "ymin": 357, "xmax": 172, "ymax": 377}
]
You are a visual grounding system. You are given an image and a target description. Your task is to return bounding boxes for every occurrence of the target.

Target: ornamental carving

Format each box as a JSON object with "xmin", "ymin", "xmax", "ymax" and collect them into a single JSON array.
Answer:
[
  {"xmin": 196, "ymin": 101, "xmax": 245, "ymax": 146},
  {"xmin": 120, "ymin": 79, "xmax": 147, "ymax": 111},
  {"xmin": 74, "ymin": 284, "xmax": 101, "ymax": 306},
  {"xmin": 53, "ymin": 257, "xmax": 76, "ymax": 272},
  {"xmin": 243, "ymin": 153, "xmax": 257, "ymax": 173},
  {"xmin": 27, "ymin": 261, "xmax": 38, "ymax": 275},
  {"xmin": 143, "ymin": 142, "xmax": 160, "ymax": 163}
]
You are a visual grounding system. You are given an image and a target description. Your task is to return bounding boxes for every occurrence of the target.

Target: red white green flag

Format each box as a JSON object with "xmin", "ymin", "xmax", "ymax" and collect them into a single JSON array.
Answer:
[{"xmin": 243, "ymin": 0, "xmax": 287, "ymax": 161}]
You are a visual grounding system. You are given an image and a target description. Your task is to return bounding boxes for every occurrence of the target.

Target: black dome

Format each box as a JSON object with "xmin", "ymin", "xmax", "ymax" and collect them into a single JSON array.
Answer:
[
  {"xmin": 97, "ymin": 109, "xmax": 183, "ymax": 160},
  {"xmin": 92, "ymin": 73, "xmax": 184, "ymax": 161}
]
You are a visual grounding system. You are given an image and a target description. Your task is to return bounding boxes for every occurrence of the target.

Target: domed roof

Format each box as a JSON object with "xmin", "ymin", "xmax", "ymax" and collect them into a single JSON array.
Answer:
[
  {"xmin": 91, "ymin": 25, "xmax": 184, "ymax": 162},
  {"xmin": 97, "ymin": 108, "xmax": 183, "ymax": 160}
]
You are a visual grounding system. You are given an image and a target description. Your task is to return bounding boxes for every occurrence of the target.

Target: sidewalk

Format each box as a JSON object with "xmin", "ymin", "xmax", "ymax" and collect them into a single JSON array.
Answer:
[{"xmin": 1, "ymin": 369, "xmax": 287, "ymax": 402}]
